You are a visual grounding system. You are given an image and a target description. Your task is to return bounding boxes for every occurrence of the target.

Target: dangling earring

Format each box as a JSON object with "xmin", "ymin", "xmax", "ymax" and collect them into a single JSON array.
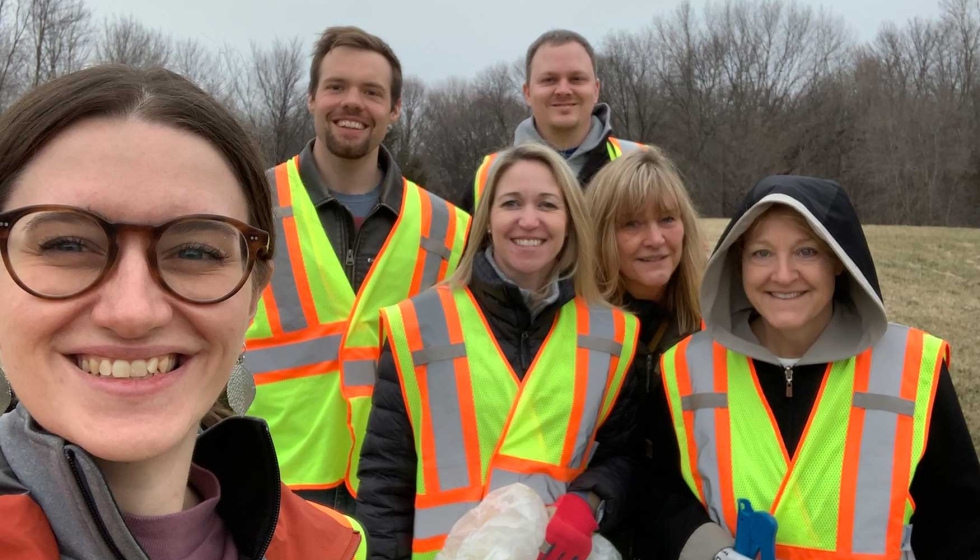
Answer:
[
  {"xmin": 0, "ymin": 365, "xmax": 11, "ymax": 414},
  {"xmin": 225, "ymin": 348, "xmax": 255, "ymax": 416}
]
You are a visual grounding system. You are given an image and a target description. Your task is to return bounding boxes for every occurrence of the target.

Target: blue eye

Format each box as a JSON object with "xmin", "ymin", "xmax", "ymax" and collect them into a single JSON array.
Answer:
[
  {"xmin": 39, "ymin": 236, "xmax": 90, "ymax": 253},
  {"xmin": 752, "ymin": 249, "xmax": 773, "ymax": 258},
  {"xmin": 798, "ymin": 247, "xmax": 818, "ymax": 258},
  {"xmin": 173, "ymin": 244, "xmax": 227, "ymax": 262}
]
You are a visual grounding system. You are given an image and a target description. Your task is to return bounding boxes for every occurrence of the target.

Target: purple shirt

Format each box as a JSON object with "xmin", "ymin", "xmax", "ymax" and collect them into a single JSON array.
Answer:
[{"xmin": 123, "ymin": 465, "xmax": 238, "ymax": 560}]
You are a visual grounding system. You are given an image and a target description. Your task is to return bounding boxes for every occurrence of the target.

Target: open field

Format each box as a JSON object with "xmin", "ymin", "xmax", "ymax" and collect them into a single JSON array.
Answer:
[{"xmin": 700, "ymin": 219, "xmax": 980, "ymax": 454}]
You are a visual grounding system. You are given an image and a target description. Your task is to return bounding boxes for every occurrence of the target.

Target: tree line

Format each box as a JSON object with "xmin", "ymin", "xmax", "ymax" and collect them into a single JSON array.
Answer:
[{"xmin": 2, "ymin": 0, "xmax": 978, "ymax": 226}]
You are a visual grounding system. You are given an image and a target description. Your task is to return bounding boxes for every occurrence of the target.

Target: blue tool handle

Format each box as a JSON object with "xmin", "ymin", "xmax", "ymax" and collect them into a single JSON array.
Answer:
[{"xmin": 733, "ymin": 498, "xmax": 778, "ymax": 560}]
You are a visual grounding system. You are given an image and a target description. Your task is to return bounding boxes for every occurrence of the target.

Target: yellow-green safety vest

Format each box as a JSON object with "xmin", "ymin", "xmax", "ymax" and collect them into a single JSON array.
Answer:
[
  {"xmin": 381, "ymin": 286, "xmax": 639, "ymax": 559},
  {"xmin": 661, "ymin": 324, "xmax": 948, "ymax": 559},
  {"xmin": 246, "ymin": 156, "xmax": 470, "ymax": 497}
]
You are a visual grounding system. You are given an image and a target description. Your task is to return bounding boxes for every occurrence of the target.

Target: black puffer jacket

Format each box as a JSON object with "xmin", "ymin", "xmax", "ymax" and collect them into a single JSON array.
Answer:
[{"xmin": 356, "ymin": 252, "xmax": 643, "ymax": 560}]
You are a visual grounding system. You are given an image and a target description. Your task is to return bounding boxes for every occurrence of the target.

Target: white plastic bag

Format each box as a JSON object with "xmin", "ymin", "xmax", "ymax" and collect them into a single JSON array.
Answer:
[{"xmin": 435, "ymin": 483, "xmax": 622, "ymax": 560}]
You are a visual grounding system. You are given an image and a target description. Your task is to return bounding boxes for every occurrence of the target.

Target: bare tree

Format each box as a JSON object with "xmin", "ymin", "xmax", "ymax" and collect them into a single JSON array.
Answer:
[
  {"xmin": 234, "ymin": 38, "xmax": 309, "ymax": 165},
  {"xmin": 96, "ymin": 15, "xmax": 170, "ymax": 68},
  {"xmin": 27, "ymin": 0, "xmax": 91, "ymax": 87},
  {"xmin": 0, "ymin": 0, "xmax": 30, "ymax": 109},
  {"xmin": 386, "ymin": 76, "xmax": 429, "ymax": 183}
]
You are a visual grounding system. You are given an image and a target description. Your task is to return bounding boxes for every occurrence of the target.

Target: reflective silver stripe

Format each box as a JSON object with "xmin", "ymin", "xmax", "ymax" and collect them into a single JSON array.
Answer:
[
  {"xmin": 853, "ymin": 393, "xmax": 915, "ymax": 417},
  {"xmin": 413, "ymin": 290, "xmax": 471, "ymax": 492},
  {"xmin": 414, "ymin": 500, "xmax": 481, "ymax": 540},
  {"xmin": 577, "ymin": 334, "xmax": 623, "ymax": 356},
  {"xmin": 267, "ymin": 165, "xmax": 307, "ymax": 333},
  {"xmin": 419, "ymin": 235, "xmax": 452, "ymax": 261},
  {"xmin": 488, "ymin": 468, "xmax": 566, "ymax": 504},
  {"xmin": 569, "ymin": 307, "xmax": 619, "ymax": 468},
  {"xmin": 343, "ymin": 359, "xmax": 377, "ymax": 388},
  {"xmin": 245, "ymin": 334, "xmax": 342, "ymax": 374},
  {"xmin": 682, "ymin": 392, "xmax": 728, "ymax": 411},
  {"xmin": 418, "ymin": 189, "xmax": 451, "ymax": 289},
  {"xmin": 853, "ymin": 324, "xmax": 910, "ymax": 554},
  {"xmin": 684, "ymin": 333, "xmax": 729, "ymax": 530},
  {"xmin": 413, "ymin": 343, "xmax": 466, "ymax": 366}
]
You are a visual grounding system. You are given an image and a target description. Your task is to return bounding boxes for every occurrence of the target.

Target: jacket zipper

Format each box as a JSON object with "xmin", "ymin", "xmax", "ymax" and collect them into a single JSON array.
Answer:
[
  {"xmin": 784, "ymin": 365, "xmax": 794, "ymax": 398},
  {"xmin": 256, "ymin": 424, "xmax": 283, "ymax": 560},
  {"xmin": 65, "ymin": 449, "xmax": 127, "ymax": 560},
  {"xmin": 645, "ymin": 354, "xmax": 654, "ymax": 392}
]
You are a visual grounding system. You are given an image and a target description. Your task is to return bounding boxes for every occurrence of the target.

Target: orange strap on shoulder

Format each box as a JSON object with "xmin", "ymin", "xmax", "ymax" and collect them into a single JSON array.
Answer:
[{"xmin": 0, "ymin": 494, "xmax": 60, "ymax": 559}]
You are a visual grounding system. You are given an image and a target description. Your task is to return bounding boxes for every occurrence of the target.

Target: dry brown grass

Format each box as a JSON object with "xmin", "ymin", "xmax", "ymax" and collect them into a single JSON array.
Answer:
[{"xmin": 699, "ymin": 218, "xmax": 980, "ymax": 453}]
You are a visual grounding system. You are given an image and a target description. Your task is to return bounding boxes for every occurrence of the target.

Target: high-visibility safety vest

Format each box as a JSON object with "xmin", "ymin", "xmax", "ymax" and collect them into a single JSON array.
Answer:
[
  {"xmin": 661, "ymin": 324, "xmax": 949, "ymax": 559},
  {"xmin": 380, "ymin": 286, "xmax": 640, "ymax": 559},
  {"xmin": 246, "ymin": 156, "xmax": 471, "ymax": 497},
  {"xmin": 472, "ymin": 137, "xmax": 640, "ymax": 209}
]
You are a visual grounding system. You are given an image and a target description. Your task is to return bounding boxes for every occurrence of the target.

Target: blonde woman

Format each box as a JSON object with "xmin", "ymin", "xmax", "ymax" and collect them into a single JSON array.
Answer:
[
  {"xmin": 357, "ymin": 143, "xmax": 643, "ymax": 560},
  {"xmin": 586, "ymin": 147, "xmax": 706, "ymax": 559}
]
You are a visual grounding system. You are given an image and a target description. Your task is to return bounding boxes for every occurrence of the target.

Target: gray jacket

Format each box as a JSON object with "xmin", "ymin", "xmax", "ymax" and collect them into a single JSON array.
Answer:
[{"xmin": 0, "ymin": 405, "xmax": 290, "ymax": 559}]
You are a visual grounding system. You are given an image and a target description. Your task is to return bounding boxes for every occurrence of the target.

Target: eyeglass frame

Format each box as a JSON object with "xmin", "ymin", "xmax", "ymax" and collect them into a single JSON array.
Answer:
[{"xmin": 0, "ymin": 204, "xmax": 271, "ymax": 304}]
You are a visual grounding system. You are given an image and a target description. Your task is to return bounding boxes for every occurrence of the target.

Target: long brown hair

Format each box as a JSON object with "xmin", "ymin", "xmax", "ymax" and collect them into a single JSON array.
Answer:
[{"xmin": 586, "ymin": 147, "xmax": 705, "ymax": 333}]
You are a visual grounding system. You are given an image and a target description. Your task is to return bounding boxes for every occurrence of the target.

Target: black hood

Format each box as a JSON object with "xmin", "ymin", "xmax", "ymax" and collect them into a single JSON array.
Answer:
[{"xmin": 701, "ymin": 175, "xmax": 888, "ymax": 365}]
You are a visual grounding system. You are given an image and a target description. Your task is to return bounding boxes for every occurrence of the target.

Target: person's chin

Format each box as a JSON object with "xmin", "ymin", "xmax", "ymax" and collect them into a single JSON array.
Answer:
[{"xmin": 72, "ymin": 416, "xmax": 196, "ymax": 463}]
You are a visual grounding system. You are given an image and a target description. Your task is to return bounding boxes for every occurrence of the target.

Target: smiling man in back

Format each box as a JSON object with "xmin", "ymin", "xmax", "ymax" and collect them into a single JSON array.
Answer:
[
  {"xmin": 464, "ymin": 29, "xmax": 645, "ymax": 213},
  {"xmin": 244, "ymin": 26, "xmax": 470, "ymax": 514}
]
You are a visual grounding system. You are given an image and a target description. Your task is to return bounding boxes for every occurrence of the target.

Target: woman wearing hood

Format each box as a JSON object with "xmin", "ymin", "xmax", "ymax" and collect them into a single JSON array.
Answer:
[{"xmin": 650, "ymin": 176, "xmax": 980, "ymax": 559}]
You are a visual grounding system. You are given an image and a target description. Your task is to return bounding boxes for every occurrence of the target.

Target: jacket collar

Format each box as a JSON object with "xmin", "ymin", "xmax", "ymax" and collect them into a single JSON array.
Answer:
[
  {"xmin": 469, "ymin": 248, "xmax": 575, "ymax": 331},
  {"xmin": 296, "ymin": 139, "xmax": 406, "ymax": 214},
  {"xmin": 0, "ymin": 405, "xmax": 281, "ymax": 560}
]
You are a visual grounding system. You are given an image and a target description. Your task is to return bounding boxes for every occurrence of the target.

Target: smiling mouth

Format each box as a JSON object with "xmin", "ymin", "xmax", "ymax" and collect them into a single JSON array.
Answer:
[
  {"xmin": 74, "ymin": 354, "xmax": 184, "ymax": 378},
  {"xmin": 513, "ymin": 238, "xmax": 544, "ymax": 247},
  {"xmin": 637, "ymin": 255, "xmax": 668, "ymax": 262},
  {"xmin": 335, "ymin": 119, "xmax": 367, "ymax": 130},
  {"xmin": 768, "ymin": 291, "xmax": 806, "ymax": 300}
]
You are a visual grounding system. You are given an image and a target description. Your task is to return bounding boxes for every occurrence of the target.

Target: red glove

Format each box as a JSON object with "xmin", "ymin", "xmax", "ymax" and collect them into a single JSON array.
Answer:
[{"xmin": 538, "ymin": 493, "xmax": 598, "ymax": 560}]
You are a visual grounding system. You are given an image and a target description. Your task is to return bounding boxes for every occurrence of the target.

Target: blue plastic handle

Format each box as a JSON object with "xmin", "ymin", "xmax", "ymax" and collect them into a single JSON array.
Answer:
[{"xmin": 733, "ymin": 499, "xmax": 778, "ymax": 560}]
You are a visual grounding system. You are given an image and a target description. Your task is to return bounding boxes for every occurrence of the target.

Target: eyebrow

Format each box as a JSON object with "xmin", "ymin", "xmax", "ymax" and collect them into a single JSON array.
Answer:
[{"xmin": 19, "ymin": 211, "xmax": 100, "ymax": 232}]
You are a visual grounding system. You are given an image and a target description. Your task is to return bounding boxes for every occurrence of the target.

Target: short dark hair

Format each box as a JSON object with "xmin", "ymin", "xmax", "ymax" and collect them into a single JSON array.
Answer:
[
  {"xmin": 309, "ymin": 26, "xmax": 403, "ymax": 109},
  {"xmin": 0, "ymin": 64, "xmax": 275, "ymax": 273},
  {"xmin": 525, "ymin": 29, "xmax": 597, "ymax": 81}
]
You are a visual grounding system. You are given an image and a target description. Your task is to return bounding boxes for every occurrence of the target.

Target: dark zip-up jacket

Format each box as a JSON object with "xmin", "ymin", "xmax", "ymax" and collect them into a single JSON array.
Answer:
[
  {"xmin": 645, "ymin": 176, "xmax": 980, "ymax": 560},
  {"xmin": 0, "ymin": 405, "xmax": 363, "ymax": 559},
  {"xmin": 356, "ymin": 251, "xmax": 643, "ymax": 560},
  {"xmin": 293, "ymin": 140, "xmax": 406, "ymax": 292}
]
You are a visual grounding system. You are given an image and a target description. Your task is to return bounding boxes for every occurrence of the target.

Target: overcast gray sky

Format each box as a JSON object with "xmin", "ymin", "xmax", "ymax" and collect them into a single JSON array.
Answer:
[{"xmin": 83, "ymin": 0, "xmax": 943, "ymax": 83}]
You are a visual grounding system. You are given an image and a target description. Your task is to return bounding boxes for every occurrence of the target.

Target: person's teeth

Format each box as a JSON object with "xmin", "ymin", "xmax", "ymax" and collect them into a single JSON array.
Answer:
[
  {"xmin": 131, "ymin": 360, "xmax": 148, "ymax": 378},
  {"xmin": 772, "ymin": 292, "xmax": 803, "ymax": 299},
  {"xmin": 514, "ymin": 239, "xmax": 542, "ymax": 247},
  {"xmin": 112, "ymin": 361, "xmax": 131, "ymax": 378},
  {"xmin": 77, "ymin": 354, "xmax": 178, "ymax": 377}
]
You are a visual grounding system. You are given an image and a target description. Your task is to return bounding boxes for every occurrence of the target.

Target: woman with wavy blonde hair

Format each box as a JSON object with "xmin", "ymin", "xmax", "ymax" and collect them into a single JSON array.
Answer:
[
  {"xmin": 358, "ymin": 143, "xmax": 643, "ymax": 560},
  {"xmin": 585, "ymin": 145, "xmax": 706, "ymax": 558}
]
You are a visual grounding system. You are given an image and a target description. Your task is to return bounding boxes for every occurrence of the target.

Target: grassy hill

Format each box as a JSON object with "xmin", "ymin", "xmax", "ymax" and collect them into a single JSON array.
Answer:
[{"xmin": 700, "ymin": 219, "xmax": 980, "ymax": 453}]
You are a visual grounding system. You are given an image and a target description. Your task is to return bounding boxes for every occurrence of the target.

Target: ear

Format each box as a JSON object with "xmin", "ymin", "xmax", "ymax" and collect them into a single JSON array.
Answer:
[
  {"xmin": 594, "ymin": 77, "xmax": 601, "ymax": 98},
  {"xmin": 522, "ymin": 82, "xmax": 531, "ymax": 105},
  {"xmin": 390, "ymin": 96, "xmax": 402, "ymax": 122},
  {"xmin": 307, "ymin": 92, "xmax": 316, "ymax": 115},
  {"xmin": 834, "ymin": 258, "xmax": 845, "ymax": 276}
]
